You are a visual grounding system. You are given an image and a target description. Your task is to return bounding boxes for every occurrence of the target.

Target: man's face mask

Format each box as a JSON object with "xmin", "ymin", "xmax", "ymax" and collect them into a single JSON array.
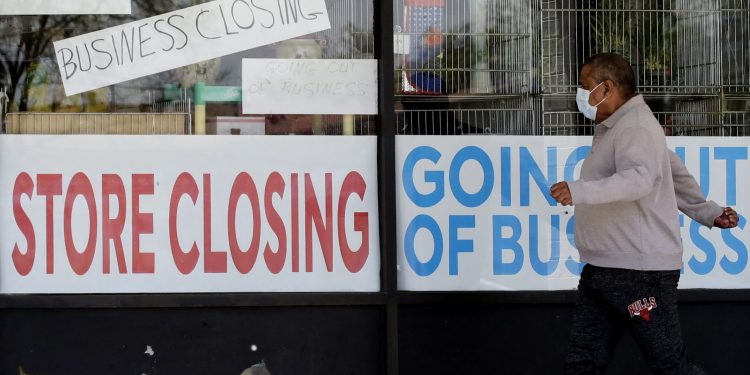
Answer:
[{"xmin": 576, "ymin": 82, "xmax": 607, "ymax": 121}]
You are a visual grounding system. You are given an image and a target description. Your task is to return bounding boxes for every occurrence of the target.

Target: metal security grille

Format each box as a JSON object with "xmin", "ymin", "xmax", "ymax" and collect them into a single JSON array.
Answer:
[
  {"xmin": 539, "ymin": 0, "xmax": 748, "ymax": 136},
  {"xmin": 722, "ymin": 0, "xmax": 750, "ymax": 94},
  {"xmin": 396, "ymin": 96, "xmax": 537, "ymax": 135},
  {"xmin": 541, "ymin": 0, "xmax": 722, "ymax": 95},
  {"xmin": 541, "ymin": 94, "xmax": 736, "ymax": 136},
  {"xmin": 150, "ymin": 88, "xmax": 193, "ymax": 134},
  {"xmin": 394, "ymin": 0, "xmax": 537, "ymax": 135},
  {"xmin": 5, "ymin": 112, "xmax": 191, "ymax": 135},
  {"xmin": 394, "ymin": 0, "xmax": 750, "ymax": 137},
  {"xmin": 320, "ymin": 0, "xmax": 377, "ymax": 135},
  {"xmin": 725, "ymin": 96, "xmax": 750, "ymax": 136}
]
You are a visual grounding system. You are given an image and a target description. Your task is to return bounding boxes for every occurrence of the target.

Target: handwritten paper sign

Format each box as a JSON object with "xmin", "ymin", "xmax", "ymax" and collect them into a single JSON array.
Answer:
[
  {"xmin": 0, "ymin": 0, "xmax": 131, "ymax": 15},
  {"xmin": 53, "ymin": 0, "xmax": 331, "ymax": 96},
  {"xmin": 242, "ymin": 59, "xmax": 378, "ymax": 115}
]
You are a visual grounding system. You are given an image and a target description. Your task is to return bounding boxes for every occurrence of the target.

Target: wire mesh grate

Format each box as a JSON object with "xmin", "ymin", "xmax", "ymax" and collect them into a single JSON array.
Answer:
[
  {"xmin": 322, "ymin": 0, "xmax": 374, "ymax": 60},
  {"xmin": 723, "ymin": 96, "xmax": 750, "ymax": 136},
  {"xmin": 722, "ymin": 0, "xmax": 750, "ymax": 94},
  {"xmin": 394, "ymin": 0, "xmax": 535, "ymax": 96},
  {"xmin": 393, "ymin": 0, "xmax": 747, "ymax": 137},
  {"xmin": 393, "ymin": 0, "xmax": 536, "ymax": 135},
  {"xmin": 397, "ymin": 95, "xmax": 537, "ymax": 135},
  {"xmin": 5, "ymin": 112, "xmax": 191, "ymax": 135},
  {"xmin": 394, "ymin": 0, "xmax": 533, "ymax": 95},
  {"xmin": 541, "ymin": 94, "xmax": 746, "ymax": 136},
  {"xmin": 150, "ymin": 87, "xmax": 193, "ymax": 134},
  {"xmin": 541, "ymin": 0, "xmax": 722, "ymax": 95}
]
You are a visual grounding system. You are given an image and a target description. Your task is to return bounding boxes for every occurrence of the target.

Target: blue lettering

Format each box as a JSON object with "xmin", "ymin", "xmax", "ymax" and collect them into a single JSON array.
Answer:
[
  {"xmin": 520, "ymin": 147, "xmax": 557, "ymax": 207},
  {"xmin": 714, "ymin": 147, "xmax": 747, "ymax": 206},
  {"xmin": 720, "ymin": 215, "xmax": 747, "ymax": 275},
  {"xmin": 492, "ymin": 215, "xmax": 524, "ymax": 275},
  {"xmin": 688, "ymin": 220, "xmax": 716, "ymax": 275},
  {"xmin": 449, "ymin": 215, "xmax": 475, "ymax": 275},
  {"xmin": 404, "ymin": 215, "xmax": 443, "ymax": 276},
  {"xmin": 403, "ymin": 146, "xmax": 444, "ymax": 207},
  {"xmin": 449, "ymin": 146, "xmax": 494, "ymax": 207},
  {"xmin": 530, "ymin": 215, "xmax": 560, "ymax": 276},
  {"xmin": 565, "ymin": 215, "xmax": 584, "ymax": 275},
  {"xmin": 674, "ymin": 146, "xmax": 686, "ymax": 163},
  {"xmin": 564, "ymin": 146, "xmax": 591, "ymax": 182},
  {"xmin": 501, "ymin": 147, "xmax": 511, "ymax": 207},
  {"xmin": 700, "ymin": 147, "xmax": 710, "ymax": 198}
]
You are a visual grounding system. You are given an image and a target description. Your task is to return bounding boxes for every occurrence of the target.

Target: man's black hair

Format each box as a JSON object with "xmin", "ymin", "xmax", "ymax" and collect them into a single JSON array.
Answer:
[{"xmin": 582, "ymin": 53, "xmax": 637, "ymax": 98}]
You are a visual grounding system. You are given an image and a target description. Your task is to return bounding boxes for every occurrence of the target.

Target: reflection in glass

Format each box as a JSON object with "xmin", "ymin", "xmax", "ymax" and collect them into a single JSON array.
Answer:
[{"xmin": 0, "ymin": 0, "xmax": 375, "ymax": 135}]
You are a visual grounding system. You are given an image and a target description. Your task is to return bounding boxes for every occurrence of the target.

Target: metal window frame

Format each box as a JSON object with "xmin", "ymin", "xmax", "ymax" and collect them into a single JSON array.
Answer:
[{"xmin": 2, "ymin": 2, "xmax": 750, "ymax": 375}]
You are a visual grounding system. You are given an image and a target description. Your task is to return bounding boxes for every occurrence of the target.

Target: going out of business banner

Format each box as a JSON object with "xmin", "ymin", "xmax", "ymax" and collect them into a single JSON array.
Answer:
[
  {"xmin": 242, "ymin": 59, "xmax": 379, "ymax": 115},
  {"xmin": 0, "ymin": 136, "xmax": 379, "ymax": 294},
  {"xmin": 396, "ymin": 136, "xmax": 749, "ymax": 291}
]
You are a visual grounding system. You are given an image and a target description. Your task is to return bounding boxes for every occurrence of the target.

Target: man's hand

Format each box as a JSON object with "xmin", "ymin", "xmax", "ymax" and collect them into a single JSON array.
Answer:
[
  {"xmin": 714, "ymin": 207, "xmax": 739, "ymax": 229},
  {"xmin": 550, "ymin": 182, "xmax": 573, "ymax": 206}
]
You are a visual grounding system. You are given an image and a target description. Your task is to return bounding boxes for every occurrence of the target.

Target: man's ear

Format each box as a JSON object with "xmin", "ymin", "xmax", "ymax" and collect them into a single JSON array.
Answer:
[{"xmin": 603, "ymin": 80, "xmax": 616, "ymax": 96}]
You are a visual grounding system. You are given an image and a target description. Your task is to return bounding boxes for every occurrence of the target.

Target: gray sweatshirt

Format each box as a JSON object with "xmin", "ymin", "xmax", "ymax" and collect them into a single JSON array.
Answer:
[
  {"xmin": 670, "ymin": 151, "xmax": 724, "ymax": 228},
  {"xmin": 568, "ymin": 95, "xmax": 723, "ymax": 271}
]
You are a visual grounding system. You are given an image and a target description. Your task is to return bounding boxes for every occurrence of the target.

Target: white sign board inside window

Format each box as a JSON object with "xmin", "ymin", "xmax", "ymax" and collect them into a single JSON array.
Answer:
[
  {"xmin": 53, "ymin": 0, "xmax": 331, "ymax": 96},
  {"xmin": 242, "ymin": 58, "xmax": 378, "ymax": 115},
  {"xmin": 396, "ymin": 135, "xmax": 750, "ymax": 291},
  {"xmin": 0, "ymin": 0, "xmax": 131, "ymax": 15},
  {"xmin": 0, "ymin": 135, "xmax": 380, "ymax": 294}
]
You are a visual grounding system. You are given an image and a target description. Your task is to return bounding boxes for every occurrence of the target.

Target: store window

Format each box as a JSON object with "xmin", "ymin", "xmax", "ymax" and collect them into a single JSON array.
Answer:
[
  {"xmin": 393, "ymin": 0, "xmax": 750, "ymax": 294},
  {"xmin": 393, "ymin": 0, "xmax": 750, "ymax": 137},
  {"xmin": 0, "ymin": 0, "xmax": 376, "ymax": 135},
  {"xmin": 394, "ymin": 0, "xmax": 537, "ymax": 135}
]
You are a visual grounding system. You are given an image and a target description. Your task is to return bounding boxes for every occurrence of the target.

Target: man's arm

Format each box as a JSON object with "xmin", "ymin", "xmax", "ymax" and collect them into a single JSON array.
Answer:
[
  {"xmin": 551, "ymin": 148, "xmax": 739, "ymax": 229},
  {"xmin": 565, "ymin": 126, "xmax": 658, "ymax": 206},
  {"xmin": 669, "ymin": 150, "xmax": 722, "ymax": 227},
  {"xmin": 668, "ymin": 150, "xmax": 738, "ymax": 228}
]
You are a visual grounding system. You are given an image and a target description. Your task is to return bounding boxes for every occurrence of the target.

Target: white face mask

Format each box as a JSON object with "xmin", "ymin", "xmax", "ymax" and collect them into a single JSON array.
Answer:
[{"xmin": 576, "ymin": 82, "xmax": 606, "ymax": 121}]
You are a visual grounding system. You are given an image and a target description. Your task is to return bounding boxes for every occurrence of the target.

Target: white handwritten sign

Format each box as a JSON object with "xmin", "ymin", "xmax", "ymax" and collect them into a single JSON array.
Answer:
[
  {"xmin": 0, "ymin": 0, "xmax": 131, "ymax": 15},
  {"xmin": 53, "ymin": 0, "xmax": 331, "ymax": 96},
  {"xmin": 242, "ymin": 59, "xmax": 378, "ymax": 115}
]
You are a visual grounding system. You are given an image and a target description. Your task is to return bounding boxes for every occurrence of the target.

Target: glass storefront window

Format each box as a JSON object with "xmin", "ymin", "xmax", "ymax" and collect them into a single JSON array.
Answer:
[
  {"xmin": 393, "ymin": 0, "xmax": 536, "ymax": 136},
  {"xmin": 393, "ymin": 0, "xmax": 750, "ymax": 137},
  {"xmin": 0, "ymin": 0, "xmax": 376, "ymax": 135}
]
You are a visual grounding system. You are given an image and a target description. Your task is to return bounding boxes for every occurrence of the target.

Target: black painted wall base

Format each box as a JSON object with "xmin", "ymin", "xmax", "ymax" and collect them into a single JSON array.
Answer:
[
  {"xmin": 1, "ymin": 302, "xmax": 748, "ymax": 374},
  {"xmin": 400, "ymin": 302, "xmax": 750, "ymax": 375},
  {"xmin": 1, "ymin": 307, "xmax": 385, "ymax": 375}
]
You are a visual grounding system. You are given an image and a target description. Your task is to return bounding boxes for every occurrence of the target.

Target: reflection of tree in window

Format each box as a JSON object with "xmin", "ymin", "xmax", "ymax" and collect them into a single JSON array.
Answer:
[
  {"xmin": 0, "ymin": 0, "xmax": 377, "ymax": 135},
  {"xmin": 0, "ymin": 0, "xmax": 190, "ymax": 113}
]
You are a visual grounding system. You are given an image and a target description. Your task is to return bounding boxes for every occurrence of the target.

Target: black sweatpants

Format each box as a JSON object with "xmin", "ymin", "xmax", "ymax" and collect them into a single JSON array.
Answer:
[{"xmin": 564, "ymin": 264, "xmax": 705, "ymax": 375}]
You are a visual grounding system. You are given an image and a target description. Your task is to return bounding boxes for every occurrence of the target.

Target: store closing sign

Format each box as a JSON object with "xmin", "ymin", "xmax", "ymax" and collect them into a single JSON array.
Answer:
[
  {"xmin": 0, "ymin": 0, "xmax": 131, "ymax": 15},
  {"xmin": 53, "ymin": 0, "xmax": 331, "ymax": 96},
  {"xmin": 397, "ymin": 136, "xmax": 750, "ymax": 291},
  {"xmin": 0, "ymin": 136, "xmax": 380, "ymax": 294},
  {"xmin": 243, "ymin": 59, "xmax": 378, "ymax": 115}
]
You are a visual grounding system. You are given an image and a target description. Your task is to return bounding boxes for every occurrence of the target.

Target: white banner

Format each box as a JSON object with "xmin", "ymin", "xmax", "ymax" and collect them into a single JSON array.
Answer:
[
  {"xmin": 0, "ymin": 135, "xmax": 379, "ymax": 294},
  {"xmin": 242, "ymin": 59, "xmax": 378, "ymax": 115},
  {"xmin": 54, "ymin": 0, "xmax": 331, "ymax": 96},
  {"xmin": 0, "ymin": 0, "xmax": 131, "ymax": 15},
  {"xmin": 396, "ymin": 136, "xmax": 750, "ymax": 291}
]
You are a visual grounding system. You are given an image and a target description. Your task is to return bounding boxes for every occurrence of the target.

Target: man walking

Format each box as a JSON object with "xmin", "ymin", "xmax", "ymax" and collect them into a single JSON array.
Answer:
[{"xmin": 550, "ymin": 53, "xmax": 738, "ymax": 374}]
